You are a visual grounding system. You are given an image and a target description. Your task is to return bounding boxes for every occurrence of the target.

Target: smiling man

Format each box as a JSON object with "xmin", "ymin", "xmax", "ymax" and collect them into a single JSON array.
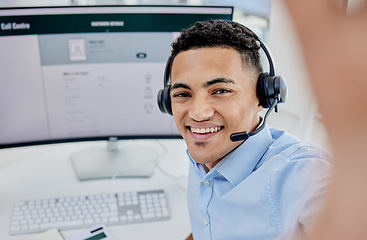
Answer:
[{"xmin": 160, "ymin": 20, "xmax": 331, "ymax": 240}]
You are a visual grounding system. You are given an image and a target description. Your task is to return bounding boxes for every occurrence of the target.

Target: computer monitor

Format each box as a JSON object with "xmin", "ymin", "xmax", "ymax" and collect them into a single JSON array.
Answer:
[{"xmin": 0, "ymin": 5, "xmax": 233, "ymax": 180}]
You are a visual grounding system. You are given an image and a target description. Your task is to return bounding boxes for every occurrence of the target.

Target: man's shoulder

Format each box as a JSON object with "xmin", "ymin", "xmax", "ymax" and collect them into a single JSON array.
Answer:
[
  {"xmin": 266, "ymin": 127, "xmax": 330, "ymax": 164},
  {"xmin": 264, "ymin": 128, "xmax": 331, "ymax": 199}
]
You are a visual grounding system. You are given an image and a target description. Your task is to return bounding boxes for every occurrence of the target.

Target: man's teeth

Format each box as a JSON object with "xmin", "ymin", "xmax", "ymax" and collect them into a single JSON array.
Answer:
[{"xmin": 190, "ymin": 127, "xmax": 222, "ymax": 133}]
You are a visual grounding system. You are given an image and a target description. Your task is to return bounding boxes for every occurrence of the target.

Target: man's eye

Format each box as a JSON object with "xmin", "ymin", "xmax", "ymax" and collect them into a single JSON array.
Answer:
[
  {"xmin": 213, "ymin": 89, "xmax": 231, "ymax": 94},
  {"xmin": 172, "ymin": 92, "xmax": 191, "ymax": 98}
]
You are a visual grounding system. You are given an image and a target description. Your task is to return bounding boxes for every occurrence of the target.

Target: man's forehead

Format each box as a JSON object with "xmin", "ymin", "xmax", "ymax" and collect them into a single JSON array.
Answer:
[{"xmin": 170, "ymin": 47, "xmax": 256, "ymax": 86}]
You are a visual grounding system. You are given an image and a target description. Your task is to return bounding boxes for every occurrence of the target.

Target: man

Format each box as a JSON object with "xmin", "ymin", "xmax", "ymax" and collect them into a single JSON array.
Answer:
[{"xmin": 164, "ymin": 20, "xmax": 330, "ymax": 240}]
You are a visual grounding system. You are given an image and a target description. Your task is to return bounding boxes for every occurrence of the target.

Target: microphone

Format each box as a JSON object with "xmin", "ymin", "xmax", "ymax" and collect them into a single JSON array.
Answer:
[{"xmin": 230, "ymin": 96, "xmax": 279, "ymax": 142}]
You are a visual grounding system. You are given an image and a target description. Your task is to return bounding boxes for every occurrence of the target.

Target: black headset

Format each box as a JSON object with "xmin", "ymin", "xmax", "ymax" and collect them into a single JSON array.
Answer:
[{"xmin": 157, "ymin": 20, "xmax": 288, "ymax": 142}]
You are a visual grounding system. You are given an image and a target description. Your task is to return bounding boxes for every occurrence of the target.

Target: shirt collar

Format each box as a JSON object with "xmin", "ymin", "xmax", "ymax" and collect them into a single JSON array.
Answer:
[{"xmin": 187, "ymin": 125, "xmax": 274, "ymax": 186}]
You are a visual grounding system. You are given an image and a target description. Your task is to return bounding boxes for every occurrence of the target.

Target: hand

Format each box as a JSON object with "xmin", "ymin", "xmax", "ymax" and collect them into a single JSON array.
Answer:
[{"xmin": 283, "ymin": 0, "xmax": 367, "ymax": 239}]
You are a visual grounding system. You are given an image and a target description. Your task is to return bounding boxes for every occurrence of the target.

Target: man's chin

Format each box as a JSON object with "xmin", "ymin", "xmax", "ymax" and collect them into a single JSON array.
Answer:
[{"xmin": 194, "ymin": 141, "xmax": 207, "ymax": 147}]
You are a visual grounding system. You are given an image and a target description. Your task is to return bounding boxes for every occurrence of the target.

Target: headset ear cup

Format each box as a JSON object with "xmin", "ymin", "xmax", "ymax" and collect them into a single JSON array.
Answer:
[
  {"xmin": 157, "ymin": 86, "xmax": 172, "ymax": 115},
  {"xmin": 257, "ymin": 73, "xmax": 270, "ymax": 108},
  {"xmin": 163, "ymin": 86, "xmax": 172, "ymax": 115},
  {"xmin": 257, "ymin": 73, "xmax": 288, "ymax": 109},
  {"xmin": 157, "ymin": 88, "xmax": 166, "ymax": 113},
  {"xmin": 157, "ymin": 56, "xmax": 173, "ymax": 115}
]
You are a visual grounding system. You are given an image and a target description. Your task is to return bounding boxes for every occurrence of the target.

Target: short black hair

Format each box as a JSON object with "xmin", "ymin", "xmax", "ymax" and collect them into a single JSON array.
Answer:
[{"xmin": 171, "ymin": 19, "xmax": 263, "ymax": 79}]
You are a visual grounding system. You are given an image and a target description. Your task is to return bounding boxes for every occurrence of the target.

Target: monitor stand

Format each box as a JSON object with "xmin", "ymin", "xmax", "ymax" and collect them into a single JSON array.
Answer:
[{"xmin": 71, "ymin": 137, "xmax": 158, "ymax": 181}]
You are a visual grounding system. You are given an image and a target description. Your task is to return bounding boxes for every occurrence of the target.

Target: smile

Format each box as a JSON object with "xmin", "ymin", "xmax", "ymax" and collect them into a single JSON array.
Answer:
[{"xmin": 189, "ymin": 126, "xmax": 223, "ymax": 134}]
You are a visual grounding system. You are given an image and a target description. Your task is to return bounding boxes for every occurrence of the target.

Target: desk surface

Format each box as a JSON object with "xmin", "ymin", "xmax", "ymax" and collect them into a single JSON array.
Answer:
[{"xmin": 0, "ymin": 139, "xmax": 191, "ymax": 240}]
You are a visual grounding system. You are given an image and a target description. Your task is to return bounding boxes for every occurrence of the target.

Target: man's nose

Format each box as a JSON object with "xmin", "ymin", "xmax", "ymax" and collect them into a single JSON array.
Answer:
[{"xmin": 188, "ymin": 95, "xmax": 214, "ymax": 121}]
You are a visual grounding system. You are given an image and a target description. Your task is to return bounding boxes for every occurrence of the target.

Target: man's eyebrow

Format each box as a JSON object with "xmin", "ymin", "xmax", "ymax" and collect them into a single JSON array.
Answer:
[
  {"xmin": 171, "ymin": 82, "xmax": 191, "ymax": 91},
  {"xmin": 204, "ymin": 77, "xmax": 235, "ymax": 88},
  {"xmin": 170, "ymin": 78, "xmax": 235, "ymax": 90}
]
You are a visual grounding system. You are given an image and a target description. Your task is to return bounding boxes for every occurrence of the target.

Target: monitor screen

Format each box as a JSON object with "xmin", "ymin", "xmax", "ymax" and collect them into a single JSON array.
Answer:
[{"xmin": 0, "ymin": 5, "xmax": 233, "ymax": 149}]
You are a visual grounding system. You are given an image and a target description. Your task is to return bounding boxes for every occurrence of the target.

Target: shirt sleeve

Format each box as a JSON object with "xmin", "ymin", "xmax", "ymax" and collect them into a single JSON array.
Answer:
[{"xmin": 269, "ymin": 145, "xmax": 332, "ymax": 239}]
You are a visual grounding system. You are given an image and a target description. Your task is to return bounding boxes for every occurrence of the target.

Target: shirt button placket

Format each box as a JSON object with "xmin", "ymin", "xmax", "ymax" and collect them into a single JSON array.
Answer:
[{"xmin": 201, "ymin": 179, "xmax": 212, "ymax": 239}]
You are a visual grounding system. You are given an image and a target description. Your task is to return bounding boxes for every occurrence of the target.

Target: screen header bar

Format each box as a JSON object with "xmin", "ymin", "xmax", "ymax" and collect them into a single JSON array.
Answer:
[{"xmin": 0, "ymin": 5, "xmax": 233, "ymax": 36}]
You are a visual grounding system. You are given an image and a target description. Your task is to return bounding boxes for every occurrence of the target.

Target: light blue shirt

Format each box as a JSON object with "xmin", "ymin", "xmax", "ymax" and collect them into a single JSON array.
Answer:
[{"xmin": 187, "ymin": 125, "xmax": 331, "ymax": 240}]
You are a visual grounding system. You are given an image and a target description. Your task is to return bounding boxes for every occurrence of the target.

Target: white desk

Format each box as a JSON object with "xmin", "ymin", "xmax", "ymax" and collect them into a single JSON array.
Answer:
[{"xmin": 0, "ymin": 139, "xmax": 191, "ymax": 240}]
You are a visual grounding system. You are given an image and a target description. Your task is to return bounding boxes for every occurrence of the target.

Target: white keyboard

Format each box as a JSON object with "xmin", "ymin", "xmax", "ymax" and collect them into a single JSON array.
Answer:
[{"xmin": 10, "ymin": 189, "xmax": 170, "ymax": 235}]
